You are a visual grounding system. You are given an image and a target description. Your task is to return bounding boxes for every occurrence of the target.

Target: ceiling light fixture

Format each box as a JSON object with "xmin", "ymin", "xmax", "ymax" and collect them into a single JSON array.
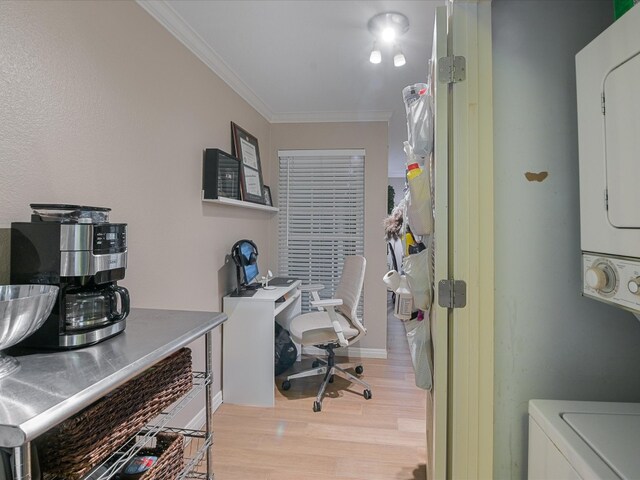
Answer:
[
  {"xmin": 367, "ymin": 12, "xmax": 409, "ymax": 66},
  {"xmin": 369, "ymin": 41, "xmax": 382, "ymax": 64},
  {"xmin": 393, "ymin": 45, "xmax": 406, "ymax": 67},
  {"xmin": 381, "ymin": 27, "xmax": 396, "ymax": 43}
]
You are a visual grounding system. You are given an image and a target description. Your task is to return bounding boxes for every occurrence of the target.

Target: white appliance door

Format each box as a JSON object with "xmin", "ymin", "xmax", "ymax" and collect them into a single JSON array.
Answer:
[{"xmin": 604, "ymin": 51, "xmax": 640, "ymax": 228}]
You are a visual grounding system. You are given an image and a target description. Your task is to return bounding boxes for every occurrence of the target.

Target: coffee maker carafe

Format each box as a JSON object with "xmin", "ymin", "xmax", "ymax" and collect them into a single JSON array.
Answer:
[
  {"xmin": 64, "ymin": 284, "xmax": 129, "ymax": 331},
  {"xmin": 11, "ymin": 204, "xmax": 129, "ymax": 349}
]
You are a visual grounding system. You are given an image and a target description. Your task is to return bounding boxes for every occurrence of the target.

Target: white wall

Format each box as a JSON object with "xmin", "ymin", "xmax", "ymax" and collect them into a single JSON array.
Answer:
[{"xmin": 493, "ymin": 1, "xmax": 640, "ymax": 478}]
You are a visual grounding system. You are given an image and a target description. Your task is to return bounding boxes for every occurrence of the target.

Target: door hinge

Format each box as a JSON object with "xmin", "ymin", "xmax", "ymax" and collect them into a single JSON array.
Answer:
[
  {"xmin": 438, "ymin": 56, "xmax": 466, "ymax": 84},
  {"xmin": 605, "ymin": 189, "xmax": 609, "ymax": 211},
  {"xmin": 601, "ymin": 93, "xmax": 606, "ymax": 115},
  {"xmin": 438, "ymin": 279, "xmax": 467, "ymax": 309}
]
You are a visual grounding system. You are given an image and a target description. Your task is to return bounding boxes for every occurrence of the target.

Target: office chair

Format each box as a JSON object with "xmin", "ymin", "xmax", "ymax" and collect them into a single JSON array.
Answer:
[{"xmin": 280, "ymin": 255, "xmax": 372, "ymax": 412}]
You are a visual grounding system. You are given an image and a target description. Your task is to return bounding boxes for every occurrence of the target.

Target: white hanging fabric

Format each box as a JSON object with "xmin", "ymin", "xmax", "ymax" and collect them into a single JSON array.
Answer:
[
  {"xmin": 403, "ymin": 244, "xmax": 432, "ymax": 311},
  {"xmin": 405, "ymin": 316, "xmax": 433, "ymax": 390},
  {"xmin": 397, "ymin": 75, "xmax": 436, "ymax": 391},
  {"xmin": 403, "ymin": 82, "xmax": 434, "ymax": 159},
  {"xmin": 404, "ymin": 142, "xmax": 433, "ymax": 236}
]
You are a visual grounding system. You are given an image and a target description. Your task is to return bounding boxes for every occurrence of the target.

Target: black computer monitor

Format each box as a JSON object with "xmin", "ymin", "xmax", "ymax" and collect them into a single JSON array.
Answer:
[{"xmin": 239, "ymin": 242, "xmax": 259, "ymax": 286}]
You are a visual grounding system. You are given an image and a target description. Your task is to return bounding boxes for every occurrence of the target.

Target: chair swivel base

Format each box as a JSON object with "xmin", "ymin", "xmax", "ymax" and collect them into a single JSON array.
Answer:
[{"xmin": 281, "ymin": 356, "xmax": 372, "ymax": 412}]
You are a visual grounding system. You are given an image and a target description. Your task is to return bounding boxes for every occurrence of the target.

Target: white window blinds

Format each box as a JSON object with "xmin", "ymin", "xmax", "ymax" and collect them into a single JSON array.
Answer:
[{"xmin": 278, "ymin": 149, "xmax": 365, "ymax": 314}]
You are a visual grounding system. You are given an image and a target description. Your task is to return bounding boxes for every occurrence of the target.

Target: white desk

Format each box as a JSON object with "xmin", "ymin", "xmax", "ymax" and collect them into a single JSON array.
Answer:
[{"xmin": 222, "ymin": 280, "xmax": 301, "ymax": 407}]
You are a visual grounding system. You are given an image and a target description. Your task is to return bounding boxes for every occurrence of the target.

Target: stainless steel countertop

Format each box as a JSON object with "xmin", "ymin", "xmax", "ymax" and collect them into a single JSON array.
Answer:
[{"xmin": 0, "ymin": 308, "xmax": 226, "ymax": 447}]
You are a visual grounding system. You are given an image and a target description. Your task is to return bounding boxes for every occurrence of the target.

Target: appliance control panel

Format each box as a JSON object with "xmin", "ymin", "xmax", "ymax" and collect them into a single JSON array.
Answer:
[
  {"xmin": 93, "ymin": 224, "xmax": 127, "ymax": 253},
  {"xmin": 583, "ymin": 252, "xmax": 640, "ymax": 313}
]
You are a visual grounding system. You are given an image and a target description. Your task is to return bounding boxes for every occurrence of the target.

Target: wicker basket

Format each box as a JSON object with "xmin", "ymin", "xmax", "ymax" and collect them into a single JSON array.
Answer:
[
  {"xmin": 37, "ymin": 348, "xmax": 192, "ymax": 480},
  {"xmin": 135, "ymin": 432, "xmax": 184, "ymax": 480}
]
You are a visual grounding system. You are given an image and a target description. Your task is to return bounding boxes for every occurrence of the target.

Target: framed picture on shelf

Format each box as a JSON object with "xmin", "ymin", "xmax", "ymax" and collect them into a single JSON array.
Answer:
[
  {"xmin": 202, "ymin": 149, "xmax": 241, "ymax": 200},
  {"xmin": 262, "ymin": 185, "xmax": 273, "ymax": 206},
  {"xmin": 231, "ymin": 122, "xmax": 265, "ymax": 204}
]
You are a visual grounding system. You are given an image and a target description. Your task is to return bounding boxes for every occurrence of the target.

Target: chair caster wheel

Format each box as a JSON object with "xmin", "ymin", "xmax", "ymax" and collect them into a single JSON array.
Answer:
[
  {"xmin": 312, "ymin": 360, "xmax": 320, "ymax": 368},
  {"xmin": 355, "ymin": 365, "xmax": 364, "ymax": 374},
  {"xmin": 282, "ymin": 380, "xmax": 291, "ymax": 391},
  {"xmin": 329, "ymin": 375, "xmax": 334, "ymax": 383},
  {"xmin": 364, "ymin": 389, "xmax": 372, "ymax": 400},
  {"xmin": 313, "ymin": 401, "xmax": 322, "ymax": 412}
]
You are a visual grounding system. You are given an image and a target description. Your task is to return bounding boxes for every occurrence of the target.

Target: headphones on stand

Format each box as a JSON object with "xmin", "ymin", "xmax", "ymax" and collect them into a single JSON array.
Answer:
[
  {"xmin": 231, "ymin": 239, "xmax": 258, "ymax": 267},
  {"xmin": 231, "ymin": 239, "xmax": 258, "ymax": 295}
]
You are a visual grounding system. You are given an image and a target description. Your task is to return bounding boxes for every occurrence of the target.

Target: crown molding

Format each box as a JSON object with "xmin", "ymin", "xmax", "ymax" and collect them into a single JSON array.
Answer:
[
  {"xmin": 271, "ymin": 110, "xmax": 393, "ymax": 124},
  {"xmin": 136, "ymin": 0, "xmax": 274, "ymax": 121},
  {"xmin": 137, "ymin": 1, "xmax": 393, "ymax": 127}
]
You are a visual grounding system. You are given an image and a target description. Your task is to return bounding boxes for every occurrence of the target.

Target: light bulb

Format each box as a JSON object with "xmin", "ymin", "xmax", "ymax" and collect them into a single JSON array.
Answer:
[
  {"xmin": 393, "ymin": 46, "xmax": 406, "ymax": 67},
  {"xmin": 369, "ymin": 42, "xmax": 381, "ymax": 64},
  {"xmin": 381, "ymin": 26, "xmax": 396, "ymax": 43}
]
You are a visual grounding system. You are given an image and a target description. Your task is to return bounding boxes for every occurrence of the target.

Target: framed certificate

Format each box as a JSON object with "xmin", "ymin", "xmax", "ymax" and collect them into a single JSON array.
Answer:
[{"xmin": 231, "ymin": 122, "xmax": 265, "ymax": 204}]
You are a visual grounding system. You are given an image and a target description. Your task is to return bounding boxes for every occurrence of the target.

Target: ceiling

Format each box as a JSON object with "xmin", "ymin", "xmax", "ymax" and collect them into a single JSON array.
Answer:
[{"xmin": 140, "ymin": 0, "xmax": 444, "ymax": 177}]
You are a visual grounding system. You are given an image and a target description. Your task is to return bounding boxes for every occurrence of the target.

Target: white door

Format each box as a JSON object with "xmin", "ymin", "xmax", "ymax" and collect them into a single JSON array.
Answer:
[
  {"xmin": 431, "ymin": 1, "xmax": 495, "ymax": 479},
  {"xmin": 429, "ymin": 5, "xmax": 449, "ymax": 480}
]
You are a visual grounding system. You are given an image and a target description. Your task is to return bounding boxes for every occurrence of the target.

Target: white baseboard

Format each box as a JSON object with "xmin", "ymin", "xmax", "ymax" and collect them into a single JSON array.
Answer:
[
  {"xmin": 302, "ymin": 346, "xmax": 387, "ymax": 359},
  {"xmin": 185, "ymin": 390, "xmax": 223, "ymax": 433}
]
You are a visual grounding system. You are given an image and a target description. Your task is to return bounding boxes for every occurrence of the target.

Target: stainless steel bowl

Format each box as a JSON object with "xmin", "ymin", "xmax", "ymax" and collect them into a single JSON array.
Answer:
[{"xmin": 0, "ymin": 285, "xmax": 59, "ymax": 379}]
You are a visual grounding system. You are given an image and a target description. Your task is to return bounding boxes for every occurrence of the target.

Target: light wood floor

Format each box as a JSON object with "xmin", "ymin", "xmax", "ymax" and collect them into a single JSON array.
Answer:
[{"xmin": 200, "ymin": 303, "xmax": 427, "ymax": 479}]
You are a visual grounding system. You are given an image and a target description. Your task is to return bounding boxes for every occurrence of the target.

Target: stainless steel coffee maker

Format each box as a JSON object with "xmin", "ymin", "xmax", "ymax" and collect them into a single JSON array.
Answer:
[{"xmin": 11, "ymin": 204, "xmax": 129, "ymax": 349}]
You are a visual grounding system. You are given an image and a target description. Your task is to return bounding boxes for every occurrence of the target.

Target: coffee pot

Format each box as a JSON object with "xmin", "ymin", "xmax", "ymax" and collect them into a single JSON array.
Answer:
[{"xmin": 65, "ymin": 285, "xmax": 130, "ymax": 331}]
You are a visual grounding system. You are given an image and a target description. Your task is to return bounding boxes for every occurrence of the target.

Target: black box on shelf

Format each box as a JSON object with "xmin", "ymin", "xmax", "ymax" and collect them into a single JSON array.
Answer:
[{"xmin": 202, "ymin": 148, "xmax": 241, "ymax": 200}]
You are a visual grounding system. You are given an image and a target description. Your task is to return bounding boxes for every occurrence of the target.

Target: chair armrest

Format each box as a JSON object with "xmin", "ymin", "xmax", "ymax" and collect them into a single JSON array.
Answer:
[
  {"xmin": 300, "ymin": 283, "xmax": 325, "ymax": 292},
  {"xmin": 310, "ymin": 298, "xmax": 343, "ymax": 308},
  {"xmin": 315, "ymin": 302, "xmax": 348, "ymax": 347},
  {"xmin": 304, "ymin": 285, "xmax": 327, "ymax": 310}
]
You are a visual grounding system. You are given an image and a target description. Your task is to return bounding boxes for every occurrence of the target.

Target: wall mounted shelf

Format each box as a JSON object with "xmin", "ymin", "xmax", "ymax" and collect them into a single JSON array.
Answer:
[{"xmin": 202, "ymin": 195, "xmax": 279, "ymax": 213}]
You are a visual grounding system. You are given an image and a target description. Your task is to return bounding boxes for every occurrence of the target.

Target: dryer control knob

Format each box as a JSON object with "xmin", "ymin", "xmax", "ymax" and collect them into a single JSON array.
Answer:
[
  {"xmin": 586, "ymin": 267, "xmax": 608, "ymax": 290},
  {"xmin": 628, "ymin": 278, "xmax": 640, "ymax": 295}
]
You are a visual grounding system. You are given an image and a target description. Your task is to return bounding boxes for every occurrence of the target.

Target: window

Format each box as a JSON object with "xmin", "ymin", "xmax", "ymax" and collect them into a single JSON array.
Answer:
[{"xmin": 278, "ymin": 149, "xmax": 365, "ymax": 314}]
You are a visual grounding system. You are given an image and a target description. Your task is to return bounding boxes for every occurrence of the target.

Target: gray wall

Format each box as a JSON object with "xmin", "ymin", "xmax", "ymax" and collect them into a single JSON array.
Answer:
[{"xmin": 493, "ymin": 1, "xmax": 640, "ymax": 478}]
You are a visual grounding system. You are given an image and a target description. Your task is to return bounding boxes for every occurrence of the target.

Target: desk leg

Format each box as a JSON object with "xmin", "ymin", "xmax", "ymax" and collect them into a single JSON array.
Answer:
[
  {"xmin": 12, "ymin": 444, "xmax": 31, "ymax": 480},
  {"xmin": 205, "ymin": 331, "xmax": 214, "ymax": 480}
]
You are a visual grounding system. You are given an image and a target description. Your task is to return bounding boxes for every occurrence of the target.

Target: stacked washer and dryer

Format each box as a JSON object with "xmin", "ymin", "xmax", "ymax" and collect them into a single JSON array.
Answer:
[{"xmin": 528, "ymin": 5, "xmax": 640, "ymax": 479}]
